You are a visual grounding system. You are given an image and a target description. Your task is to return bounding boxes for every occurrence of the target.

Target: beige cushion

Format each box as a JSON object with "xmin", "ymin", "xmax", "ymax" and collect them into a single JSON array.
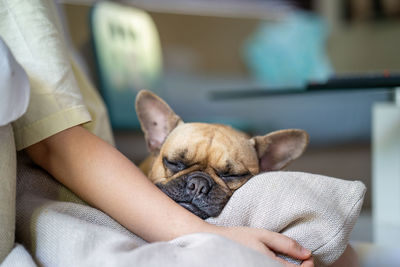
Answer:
[
  {"xmin": 0, "ymin": 125, "xmax": 16, "ymax": 262},
  {"xmin": 207, "ymin": 171, "xmax": 366, "ymax": 266},
  {"xmin": 14, "ymin": 154, "xmax": 364, "ymax": 266}
]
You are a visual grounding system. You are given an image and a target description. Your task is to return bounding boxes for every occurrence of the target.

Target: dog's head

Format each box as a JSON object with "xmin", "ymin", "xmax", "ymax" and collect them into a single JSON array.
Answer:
[{"xmin": 136, "ymin": 90, "xmax": 309, "ymax": 219}]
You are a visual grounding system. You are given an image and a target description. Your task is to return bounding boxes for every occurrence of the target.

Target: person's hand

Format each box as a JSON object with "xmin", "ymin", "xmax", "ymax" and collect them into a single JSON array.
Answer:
[{"xmin": 212, "ymin": 226, "xmax": 314, "ymax": 267}]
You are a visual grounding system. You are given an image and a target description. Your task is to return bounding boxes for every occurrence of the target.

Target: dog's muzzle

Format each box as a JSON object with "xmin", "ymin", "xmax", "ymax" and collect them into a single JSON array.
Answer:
[{"xmin": 156, "ymin": 171, "xmax": 230, "ymax": 219}]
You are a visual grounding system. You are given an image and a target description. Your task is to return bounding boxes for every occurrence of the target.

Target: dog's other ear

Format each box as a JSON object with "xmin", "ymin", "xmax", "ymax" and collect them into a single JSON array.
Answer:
[
  {"xmin": 251, "ymin": 129, "xmax": 309, "ymax": 171},
  {"xmin": 135, "ymin": 90, "xmax": 183, "ymax": 153}
]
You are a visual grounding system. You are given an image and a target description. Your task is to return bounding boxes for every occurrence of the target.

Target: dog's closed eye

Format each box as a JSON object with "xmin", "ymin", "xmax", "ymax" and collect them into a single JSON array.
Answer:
[
  {"xmin": 218, "ymin": 172, "xmax": 251, "ymax": 182},
  {"xmin": 163, "ymin": 157, "xmax": 187, "ymax": 173}
]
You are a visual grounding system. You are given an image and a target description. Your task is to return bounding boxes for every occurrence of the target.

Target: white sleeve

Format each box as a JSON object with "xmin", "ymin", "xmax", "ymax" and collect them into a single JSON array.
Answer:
[{"xmin": 0, "ymin": 37, "xmax": 30, "ymax": 126}]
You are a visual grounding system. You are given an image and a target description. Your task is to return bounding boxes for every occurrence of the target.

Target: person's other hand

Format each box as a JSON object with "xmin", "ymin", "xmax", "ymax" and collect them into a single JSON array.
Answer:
[{"xmin": 214, "ymin": 226, "xmax": 314, "ymax": 267}]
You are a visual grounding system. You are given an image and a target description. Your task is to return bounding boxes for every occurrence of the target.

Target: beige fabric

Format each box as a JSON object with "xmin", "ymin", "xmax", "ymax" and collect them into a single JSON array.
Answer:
[
  {"xmin": 0, "ymin": 125, "xmax": 16, "ymax": 263},
  {"xmin": 11, "ymin": 153, "xmax": 364, "ymax": 267},
  {"xmin": 0, "ymin": 0, "xmax": 114, "ymax": 149}
]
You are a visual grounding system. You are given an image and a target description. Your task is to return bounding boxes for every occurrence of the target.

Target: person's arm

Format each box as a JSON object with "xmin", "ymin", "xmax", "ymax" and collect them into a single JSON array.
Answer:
[{"xmin": 25, "ymin": 125, "xmax": 313, "ymax": 266}]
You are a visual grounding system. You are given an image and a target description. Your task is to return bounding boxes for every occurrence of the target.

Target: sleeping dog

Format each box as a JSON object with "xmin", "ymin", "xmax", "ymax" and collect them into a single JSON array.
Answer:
[{"xmin": 136, "ymin": 90, "xmax": 309, "ymax": 219}]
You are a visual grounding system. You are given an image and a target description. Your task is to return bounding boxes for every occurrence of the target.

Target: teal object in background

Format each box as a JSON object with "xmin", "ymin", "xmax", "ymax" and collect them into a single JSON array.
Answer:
[
  {"xmin": 243, "ymin": 11, "xmax": 333, "ymax": 89},
  {"xmin": 91, "ymin": 1, "xmax": 162, "ymax": 129}
]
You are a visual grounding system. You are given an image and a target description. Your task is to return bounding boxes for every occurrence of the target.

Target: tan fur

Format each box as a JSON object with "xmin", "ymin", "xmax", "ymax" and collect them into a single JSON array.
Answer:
[{"xmin": 143, "ymin": 123, "xmax": 261, "ymax": 194}]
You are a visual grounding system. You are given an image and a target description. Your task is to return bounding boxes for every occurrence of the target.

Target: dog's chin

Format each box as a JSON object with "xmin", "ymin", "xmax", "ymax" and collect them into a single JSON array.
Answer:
[{"xmin": 179, "ymin": 202, "xmax": 210, "ymax": 219}]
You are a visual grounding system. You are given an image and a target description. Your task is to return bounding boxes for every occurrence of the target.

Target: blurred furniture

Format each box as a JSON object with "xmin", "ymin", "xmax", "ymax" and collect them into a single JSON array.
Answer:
[
  {"xmin": 372, "ymin": 87, "xmax": 400, "ymax": 246},
  {"xmin": 91, "ymin": 1, "xmax": 162, "ymax": 129},
  {"xmin": 61, "ymin": 0, "xmax": 292, "ymax": 20}
]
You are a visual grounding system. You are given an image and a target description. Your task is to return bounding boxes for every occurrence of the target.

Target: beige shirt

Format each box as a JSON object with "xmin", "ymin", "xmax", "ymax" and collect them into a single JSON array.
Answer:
[{"xmin": 0, "ymin": 0, "xmax": 114, "ymax": 149}]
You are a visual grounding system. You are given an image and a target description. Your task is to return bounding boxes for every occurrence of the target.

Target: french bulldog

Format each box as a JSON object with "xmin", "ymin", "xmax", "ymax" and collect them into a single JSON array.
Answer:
[{"xmin": 136, "ymin": 90, "xmax": 309, "ymax": 219}]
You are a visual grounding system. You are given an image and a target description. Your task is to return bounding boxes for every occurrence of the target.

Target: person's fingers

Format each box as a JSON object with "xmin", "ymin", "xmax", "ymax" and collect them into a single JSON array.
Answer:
[
  {"xmin": 260, "ymin": 231, "xmax": 311, "ymax": 260},
  {"xmin": 218, "ymin": 227, "xmax": 313, "ymax": 266}
]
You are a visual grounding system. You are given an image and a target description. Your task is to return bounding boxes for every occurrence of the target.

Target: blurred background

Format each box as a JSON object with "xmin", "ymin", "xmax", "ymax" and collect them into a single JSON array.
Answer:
[{"xmin": 58, "ymin": 0, "xmax": 400, "ymax": 246}]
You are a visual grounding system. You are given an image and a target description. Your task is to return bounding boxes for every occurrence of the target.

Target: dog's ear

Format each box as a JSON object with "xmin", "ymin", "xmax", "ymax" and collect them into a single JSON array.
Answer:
[
  {"xmin": 250, "ymin": 129, "xmax": 309, "ymax": 171},
  {"xmin": 135, "ymin": 90, "xmax": 183, "ymax": 153}
]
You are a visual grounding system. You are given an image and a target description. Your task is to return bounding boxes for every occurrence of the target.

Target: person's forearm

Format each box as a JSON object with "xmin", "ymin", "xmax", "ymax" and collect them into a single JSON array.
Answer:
[{"xmin": 25, "ymin": 126, "xmax": 213, "ymax": 242}]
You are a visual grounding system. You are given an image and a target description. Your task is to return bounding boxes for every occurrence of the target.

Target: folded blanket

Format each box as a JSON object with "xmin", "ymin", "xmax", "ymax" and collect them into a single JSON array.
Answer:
[{"xmin": 11, "ymin": 152, "xmax": 365, "ymax": 267}]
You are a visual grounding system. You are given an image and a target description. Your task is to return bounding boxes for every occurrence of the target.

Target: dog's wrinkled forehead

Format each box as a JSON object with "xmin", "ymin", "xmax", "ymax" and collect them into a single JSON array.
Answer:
[{"xmin": 160, "ymin": 123, "xmax": 259, "ymax": 174}]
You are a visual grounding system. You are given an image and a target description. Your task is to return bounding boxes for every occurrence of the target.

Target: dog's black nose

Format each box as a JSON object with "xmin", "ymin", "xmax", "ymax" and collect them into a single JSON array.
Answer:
[{"xmin": 186, "ymin": 176, "xmax": 211, "ymax": 197}]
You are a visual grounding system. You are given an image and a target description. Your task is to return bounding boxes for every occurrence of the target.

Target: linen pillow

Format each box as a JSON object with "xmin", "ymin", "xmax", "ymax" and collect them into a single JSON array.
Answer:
[
  {"xmin": 207, "ymin": 171, "xmax": 366, "ymax": 266},
  {"xmin": 16, "ymin": 153, "xmax": 364, "ymax": 267}
]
